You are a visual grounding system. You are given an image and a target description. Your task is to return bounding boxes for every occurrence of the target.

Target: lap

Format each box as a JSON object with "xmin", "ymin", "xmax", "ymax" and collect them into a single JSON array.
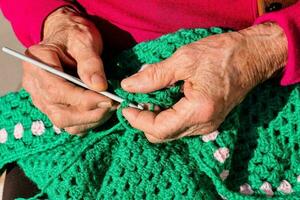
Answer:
[{"xmin": 3, "ymin": 164, "xmax": 39, "ymax": 200}]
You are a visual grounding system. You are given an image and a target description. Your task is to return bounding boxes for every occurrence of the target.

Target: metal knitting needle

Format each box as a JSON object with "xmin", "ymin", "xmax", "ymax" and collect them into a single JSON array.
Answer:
[{"xmin": 2, "ymin": 47, "xmax": 144, "ymax": 110}]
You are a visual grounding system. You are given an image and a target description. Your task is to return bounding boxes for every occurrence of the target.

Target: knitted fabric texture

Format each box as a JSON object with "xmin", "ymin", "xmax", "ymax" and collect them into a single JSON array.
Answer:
[{"xmin": 0, "ymin": 28, "xmax": 300, "ymax": 200}]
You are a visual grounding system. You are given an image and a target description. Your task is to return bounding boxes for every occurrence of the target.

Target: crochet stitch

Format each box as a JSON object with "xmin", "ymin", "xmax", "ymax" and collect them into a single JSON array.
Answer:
[{"xmin": 0, "ymin": 28, "xmax": 299, "ymax": 200}]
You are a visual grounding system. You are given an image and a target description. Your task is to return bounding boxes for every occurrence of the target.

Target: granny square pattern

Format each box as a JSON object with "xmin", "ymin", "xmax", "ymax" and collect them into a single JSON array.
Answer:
[{"xmin": 0, "ymin": 28, "xmax": 299, "ymax": 200}]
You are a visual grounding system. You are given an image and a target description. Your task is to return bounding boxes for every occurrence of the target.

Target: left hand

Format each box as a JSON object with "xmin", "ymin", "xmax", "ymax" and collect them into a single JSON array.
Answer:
[{"xmin": 121, "ymin": 23, "xmax": 288, "ymax": 143}]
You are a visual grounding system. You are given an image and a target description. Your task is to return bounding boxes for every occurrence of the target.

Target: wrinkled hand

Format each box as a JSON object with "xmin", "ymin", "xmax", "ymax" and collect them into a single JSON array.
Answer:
[
  {"xmin": 22, "ymin": 7, "xmax": 114, "ymax": 134},
  {"xmin": 121, "ymin": 23, "xmax": 287, "ymax": 143}
]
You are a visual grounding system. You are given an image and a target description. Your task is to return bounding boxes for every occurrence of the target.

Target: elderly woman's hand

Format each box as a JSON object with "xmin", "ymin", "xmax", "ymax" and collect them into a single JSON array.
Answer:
[
  {"xmin": 22, "ymin": 7, "xmax": 114, "ymax": 134},
  {"xmin": 121, "ymin": 23, "xmax": 288, "ymax": 143}
]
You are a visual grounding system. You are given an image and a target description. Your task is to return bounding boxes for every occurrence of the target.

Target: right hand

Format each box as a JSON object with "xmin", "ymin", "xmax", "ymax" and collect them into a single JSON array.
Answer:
[{"xmin": 22, "ymin": 7, "xmax": 115, "ymax": 134}]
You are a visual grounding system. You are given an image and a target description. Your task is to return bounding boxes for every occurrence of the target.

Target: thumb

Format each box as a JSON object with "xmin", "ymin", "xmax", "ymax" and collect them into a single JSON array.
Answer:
[
  {"xmin": 121, "ymin": 58, "xmax": 177, "ymax": 93},
  {"xmin": 71, "ymin": 48, "xmax": 107, "ymax": 91}
]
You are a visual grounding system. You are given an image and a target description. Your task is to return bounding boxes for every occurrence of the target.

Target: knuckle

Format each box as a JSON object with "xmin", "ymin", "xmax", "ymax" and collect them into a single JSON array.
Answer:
[
  {"xmin": 80, "ymin": 94, "xmax": 108, "ymax": 110},
  {"xmin": 28, "ymin": 43, "xmax": 58, "ymax": 55},
  {"xmin": 40, "ymin": 43, "xmax": 64, "ymax": 55},
  {"xmin": 71, "ymin": 25, "xmax": 94, "ymax": 44},
  {"xmin": 25, "ymin": 44, "xmax": 62, "ymax": 70},
  {"xmin": 72, "ymin": 16, "xmax": 87, "ymax": 24},
  {"xmin": 176, "ymin": 46, "xmax": 199, "ymax": 64},
  {"xmin": 149, "ymin": 64, "xmax": 164, "ymax": 81}
]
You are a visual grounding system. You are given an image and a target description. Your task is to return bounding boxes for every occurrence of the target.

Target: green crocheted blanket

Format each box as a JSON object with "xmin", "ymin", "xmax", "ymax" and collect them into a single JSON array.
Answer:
[{"xmin": 0, "ymin": 28, "xmax": 300, "ymax": 200}]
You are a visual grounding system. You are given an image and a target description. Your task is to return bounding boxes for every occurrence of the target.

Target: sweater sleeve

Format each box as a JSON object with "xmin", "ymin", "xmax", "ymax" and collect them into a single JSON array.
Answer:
[
  {"xmin": 0, "ymin": 0, "xmax": 75, "ymax": 47},
  {"xmin": 255, "ymin": 2, "xmax": 300, "ymax": 86}
]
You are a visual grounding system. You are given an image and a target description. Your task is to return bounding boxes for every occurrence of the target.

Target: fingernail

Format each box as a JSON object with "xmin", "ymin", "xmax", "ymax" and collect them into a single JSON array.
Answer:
[
  {"xmin": 121, "ymin": 108, "xmax": 129, "ymax": 117},
  {"xmin": 109, "ymin": 104, "xmax": 119, "ymax": 112},
  {"xmin": 121, "ymin": 74, "xmax": 138, "ymax": 89},
  {"xmin": 121, "ymin": 79, "xmax": 130, "ymax": 89},
  {"xmin": 91, "ymin": 73, "xmax": 105, "ymax": 85},
  {"xmin": 97, "ymin": 101, "xmax": 112, "ymax": 108}
]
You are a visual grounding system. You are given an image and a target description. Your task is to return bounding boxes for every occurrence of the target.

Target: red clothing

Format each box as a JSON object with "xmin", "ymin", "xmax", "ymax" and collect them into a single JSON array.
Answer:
[{"xmin": 0, "ymin": 0, "xmax": 300, "ymax": 85}]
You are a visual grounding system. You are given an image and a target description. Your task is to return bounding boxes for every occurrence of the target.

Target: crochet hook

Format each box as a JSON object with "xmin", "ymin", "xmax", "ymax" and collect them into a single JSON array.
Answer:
[{"xmin": 2, "ymin": 47, "xmax": 144, "ymax": 110}]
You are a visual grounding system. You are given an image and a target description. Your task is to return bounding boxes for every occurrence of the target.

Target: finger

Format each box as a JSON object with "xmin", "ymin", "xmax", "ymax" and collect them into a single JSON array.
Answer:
[
  {"xmin": 25, "ymin": 45, "xmax": 63, "ymax": 71},
  {"xmin": 69, "ymin": 45, "xmax": 107, "ymax": 91},
  {"xmin": 121, "ymin": 57, "xmax": 178, "ymax": 93},
  {"xmin": 65, "ymin": 122, "xmax": 100, "ymax": 135},
  {"xmin": 65, "ymin": 110, "xmax": 114, "ymax": 135},
  {"xmin": 43, "ymin": 80, "xmax": 113, "ymax": 110},
  {"xmin": 25, "ymin": 60, "xmax": 113, "ymax": 110},
  {"xmin": 28, "ymin": 45, "xmax": 113, "ymax": 109},
  {"xmin": 144, "ymin": 133, "xmax": 174, "ymax": 143},
  {"xmin": 46, "ymin": 105, "xmax": 110, "ymax": 128},
  {"xmin": 184, "ymin": 123, "xmax": 218, "ymax": 136},
  {"xmin": 122, "ymin": 97, "xmax": 195, "ymax": 140},
  {"xmin": 39, "ymin": 43, "xmax": 76, "ymax": 67},
  {"xmin": 144, "ymin": 121, "xmax": 216, "ymax": 143},
  {"xmin": 144, "ymin": 133, "xmax": 163, "ymax": 143}
]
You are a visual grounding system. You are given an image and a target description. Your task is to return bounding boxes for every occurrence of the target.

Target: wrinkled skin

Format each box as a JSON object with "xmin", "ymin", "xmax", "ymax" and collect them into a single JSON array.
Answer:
[
  {"xmin": 22, "ymin": 7, "xmax": 115, "ymax": 134},
  {"xmin": 22, "ymin": 7, "xmax": 287, "ymax": 141},
  {"xmin": 121, "ymin": 23, "xmax": 287, "ymax": 143}
]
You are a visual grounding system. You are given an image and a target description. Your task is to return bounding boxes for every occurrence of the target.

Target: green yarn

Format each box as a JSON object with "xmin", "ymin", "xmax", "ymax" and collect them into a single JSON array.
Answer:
[{"xmin": 0, "ymin": 28, "xmax": 299, "ymax": 200}]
